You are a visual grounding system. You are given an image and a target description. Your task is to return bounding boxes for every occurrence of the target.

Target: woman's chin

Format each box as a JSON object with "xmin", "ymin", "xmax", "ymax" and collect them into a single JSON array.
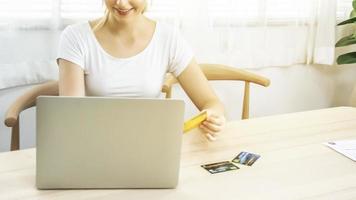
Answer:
[{"xmin": 113, "ymin": 16, "xmax": 136, "ymax": 24}]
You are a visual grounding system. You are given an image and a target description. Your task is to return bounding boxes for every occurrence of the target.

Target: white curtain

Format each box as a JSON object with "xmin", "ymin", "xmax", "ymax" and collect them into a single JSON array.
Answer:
[
  {"xmin": 0, "ymin": 0, "xmax": 342, "ymax": 69},
  {"xmin": 309, "ymin": 0, "xmax": 336, "ymax": 65},
  {"xmin": 147, "ymin": 0, "xmax": 337, "ymax": 68}
]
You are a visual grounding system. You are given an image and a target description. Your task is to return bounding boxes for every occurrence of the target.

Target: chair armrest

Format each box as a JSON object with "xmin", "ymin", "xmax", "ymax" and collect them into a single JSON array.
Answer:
[
  {"xmin": 161, "ymin": 73, "xmax": 178, "ymax": 95},
  {"xmin": 161, "ymin": 65, "xmax": 271, "ymax": 95},
  {"xmin": 4, "ymin": 81, "xmax": 59, "ymax": 127},
  {"xmin": 200, "ymin": 64, "xmax": 271, "ymax": 87}
]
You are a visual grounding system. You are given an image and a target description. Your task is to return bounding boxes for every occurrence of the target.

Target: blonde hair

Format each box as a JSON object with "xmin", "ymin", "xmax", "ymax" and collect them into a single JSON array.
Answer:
[{"xmin": 92, "ymin": 9, "xmax": 109, "ymax": 32}]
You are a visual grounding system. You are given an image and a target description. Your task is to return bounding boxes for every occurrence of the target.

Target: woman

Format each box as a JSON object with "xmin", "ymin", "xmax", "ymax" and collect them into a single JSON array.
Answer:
[{"xmin": 57, "ymin": 0, "xmax": 225, "ymax": 141}]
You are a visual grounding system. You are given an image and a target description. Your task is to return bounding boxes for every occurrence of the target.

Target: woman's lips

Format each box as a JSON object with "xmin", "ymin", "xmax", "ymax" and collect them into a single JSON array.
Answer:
[{"xmin": 114, "ymin": 8, "xmax": 134, "ymax": 16}]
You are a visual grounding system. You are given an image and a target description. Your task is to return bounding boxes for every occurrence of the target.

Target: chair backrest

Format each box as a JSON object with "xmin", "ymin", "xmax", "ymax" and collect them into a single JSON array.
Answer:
[{"xmin": 161, "ymin": 63, "xmax": 270, "ymax": 119}]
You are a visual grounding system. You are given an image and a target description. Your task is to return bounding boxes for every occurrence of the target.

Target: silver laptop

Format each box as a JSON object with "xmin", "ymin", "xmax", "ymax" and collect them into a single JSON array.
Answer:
[{"xmin": 36, "ymin": 96, "xmax": 185, "ymax": 189}]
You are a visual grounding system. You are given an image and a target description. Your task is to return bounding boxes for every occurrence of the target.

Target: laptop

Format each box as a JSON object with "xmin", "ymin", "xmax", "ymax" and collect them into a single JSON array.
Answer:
[{"xmin": 36, "ymin": 96, "xmax": 185, "ymax": 189}]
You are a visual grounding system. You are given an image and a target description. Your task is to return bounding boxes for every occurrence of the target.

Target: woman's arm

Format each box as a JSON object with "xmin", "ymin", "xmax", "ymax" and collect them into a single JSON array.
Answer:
[
  {"xmin": 177, "ymin": 58, "xmax": 226, "ymax": 141},
  {"xmin": 58, "ymin": 59, "xmax": 86, "ymax": 96}
]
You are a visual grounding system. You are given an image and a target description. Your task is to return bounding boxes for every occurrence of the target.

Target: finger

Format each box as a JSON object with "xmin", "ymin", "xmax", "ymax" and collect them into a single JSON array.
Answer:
[
  {"xmin": 202, "ymin": 121, "xmax": 222, "ymax": 133},
  {"xmin": 205, "ymin": 110, "xmax": 222, "ymax": 122},
  {"xmin": 206, "ymin": 133, "xmax": 216, "ymax": 141},
  {"xmin": 199, "ymin": 126, "xmax": 217, "ymax": 141},
  {"xmin": 199, "ymin": 124, "xmax": 215, "ymax": 135},
  {"xmin": 205, "ymin": 117, "xmax": 223, "ymax": 126},
  {"xmin": 200, "ymin": 124, "xmax": 220, "ymax": 138}
]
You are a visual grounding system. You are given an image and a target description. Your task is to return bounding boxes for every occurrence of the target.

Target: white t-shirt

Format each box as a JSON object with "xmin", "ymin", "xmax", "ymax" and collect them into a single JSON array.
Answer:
[{"xmin": 56, "ymin": 21, "xmax": 194, "ymax": 97}]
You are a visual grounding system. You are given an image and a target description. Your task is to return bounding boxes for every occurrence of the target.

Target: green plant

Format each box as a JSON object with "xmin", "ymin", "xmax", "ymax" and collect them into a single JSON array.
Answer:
[{"xmin": 336, "ymin": 0, "xmax": 356, "ymax": 64}]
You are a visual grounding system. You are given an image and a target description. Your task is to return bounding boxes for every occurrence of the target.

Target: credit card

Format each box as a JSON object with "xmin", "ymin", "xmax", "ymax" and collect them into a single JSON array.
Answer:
[
  {"xmin": 201, "ymin": 161, "xmax": 239, "ymax": 174},
  {"xmin": 183, "ymin": 111, "xmax": 208, "ymax": 133},
  {"xmin": 232, "ymin": 151, "xmax": 261, "ymax": 166}
]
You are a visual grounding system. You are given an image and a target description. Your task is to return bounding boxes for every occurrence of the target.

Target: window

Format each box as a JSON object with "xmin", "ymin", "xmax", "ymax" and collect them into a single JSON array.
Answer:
[
  {"xmin": 337, "ymin": 0, "xmax": 353, "ymax": 21},
  {"xmin": 0, "ymin": 0, "xmax": 52, "ymax": 20},
  {"xmin": 60, "ymin": 0, "xmax": 103, "ymax": 20},
  {"xmin": 0, "ymin": 0, "xmax": 352, "ymax": 29}
]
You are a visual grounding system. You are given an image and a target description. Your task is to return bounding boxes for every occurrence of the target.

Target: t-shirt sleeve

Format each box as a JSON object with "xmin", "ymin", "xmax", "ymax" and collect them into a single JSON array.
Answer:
[
  {"xmin": 56, "ymin": 26, "xmax": 85, "ymax": 70},
  {"xmin": 168, "ymin": 29, "xmax": 194, "ymax": 77}
]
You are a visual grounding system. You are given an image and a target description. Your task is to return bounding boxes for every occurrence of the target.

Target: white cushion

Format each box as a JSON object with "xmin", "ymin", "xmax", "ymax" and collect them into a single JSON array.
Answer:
[{"xmin": 0, "ymin": 60, "xmax": 58, "ymax": 90}]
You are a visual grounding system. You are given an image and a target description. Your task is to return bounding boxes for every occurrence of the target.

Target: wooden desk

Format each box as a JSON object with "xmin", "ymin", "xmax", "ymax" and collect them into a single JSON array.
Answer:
[{"xmin": 1, "ymin": 107, "xmax": 356, "ymax": 199}]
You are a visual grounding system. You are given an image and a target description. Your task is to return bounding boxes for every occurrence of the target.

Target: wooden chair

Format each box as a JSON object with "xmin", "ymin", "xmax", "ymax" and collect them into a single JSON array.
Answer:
[
  {"xmin": 4, "ymin": 81, "xmax": 59, "ymax": 151},
  {"xmin": 161, "ymin": 63, "xmax": 270, "ymax": 119},
  {"xmin": 4, "ymin": 64, "xmax": 270, "ymax": 151}
]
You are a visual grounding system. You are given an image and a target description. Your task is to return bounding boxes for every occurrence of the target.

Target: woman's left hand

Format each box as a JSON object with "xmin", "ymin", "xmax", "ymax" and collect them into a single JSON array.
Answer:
[{"xmin": 199, "ymin": 109, "xmax": 226, "ymax": 141}]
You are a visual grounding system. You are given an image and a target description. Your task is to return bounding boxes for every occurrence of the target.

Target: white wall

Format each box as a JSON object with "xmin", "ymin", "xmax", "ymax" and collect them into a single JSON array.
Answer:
[
  {"xmin": 1, "ymin": 30, "xmax": 356, "ymax": 152},
  {"xmin": 175, "ymin": 64, "xmax": 356, "ymax": 121}
]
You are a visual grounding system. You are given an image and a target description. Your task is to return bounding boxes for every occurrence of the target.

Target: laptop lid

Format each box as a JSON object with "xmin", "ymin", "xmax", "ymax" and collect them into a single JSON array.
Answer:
[{"xmin": 36, "ymin": 96, "xmax": 185, "ymax": 189}]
